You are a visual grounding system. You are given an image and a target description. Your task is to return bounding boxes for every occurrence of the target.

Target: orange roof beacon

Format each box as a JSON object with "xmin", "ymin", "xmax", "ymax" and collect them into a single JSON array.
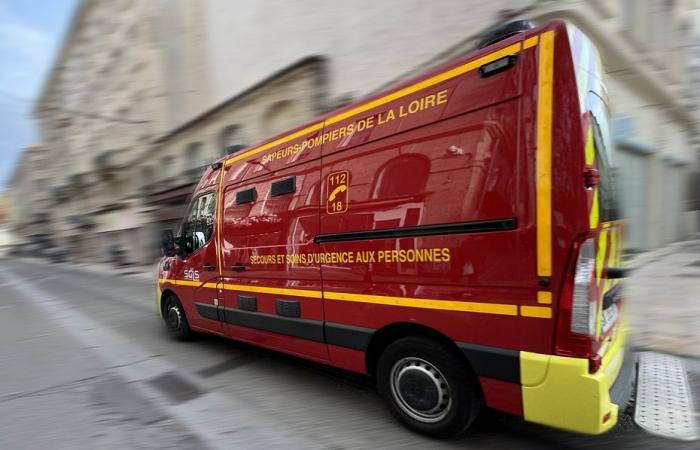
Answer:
[{"xmin": 157, "ymin": 20, "xmax": 632, "ymax": 438}]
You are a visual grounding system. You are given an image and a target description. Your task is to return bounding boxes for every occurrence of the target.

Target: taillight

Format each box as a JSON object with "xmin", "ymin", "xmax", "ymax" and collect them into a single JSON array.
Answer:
[
  {"xmin": 555, "ymin": 236, "xmax": 600, "ymax": 366},
  {"xmin": 571, "ymin": 238, "xmax": 597, "ymax": 337}
]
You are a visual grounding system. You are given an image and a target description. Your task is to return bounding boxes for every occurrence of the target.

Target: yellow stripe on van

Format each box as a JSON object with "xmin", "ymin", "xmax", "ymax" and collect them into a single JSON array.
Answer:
[
  {"xmin": 223, "ymin": 42, "xmax": 523, "ymax": 168},
  {"xmin": 324, "ymin": 290, "xmax": 518, "ymax": 316},
  {"xmin": 159, "ymin": 279, "xmax": 206, "ymax": 287},
  {"xmin": 536, "ymin": 30, "xmax": 555, "ymax": 277},
  {"xmin": 325, "ymin": 42, "xmax": 522, "ymax": 126},
  {"xmin": 159, "ymin": 279, "xmax": 553, "ymax": 318},
  {"xmin": 520, "ymin": 305, "xmax": 552, "ymax": 318},
  {"xmin": 215, "ymin": 169, "xmax": 225, "ymax": 275},
  {"xmin": 537, "ymin": 291, "xmax": 552, "ymax": 304},
  {"xmin": 590, "ymin": 189, "xmax": 600, "ymax": 230},
  {"xmin": 224, "ymin": 122, "xmax": 324, "ymax": 167},
  {"xmin": 595, "ymin": 229, "xmax": 608, "ymax": 282},
  {"xmin": 222, "ymin": 283, "xmax": 323, "ymax": 299},
  {"xmin": 585, "ymin": 127, "xmax": 595, "ymax": 166},
  {"xmin": 524, "ymin": 35, "xmax": 539, "ymax": 49},
  {"xmin": 611, "ymin": 227, "xmax": 622, "ymax": 267}
]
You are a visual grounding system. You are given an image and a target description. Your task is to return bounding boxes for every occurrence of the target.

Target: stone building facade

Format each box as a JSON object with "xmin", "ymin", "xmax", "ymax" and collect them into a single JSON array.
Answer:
[
  {"xmin": 29, "ymin": 0, "xmax": 209, "ymax": 264},
  {"xmin": 6, "ymin": 144, "xmax": 52, "ymax": 251},
  {"xmin": 137, "ymin": 56, "xmax": 328, "ymax": 261},
  {"xmin": 7, "ymin": 0, "xmax": 699, "ymax": 265}
]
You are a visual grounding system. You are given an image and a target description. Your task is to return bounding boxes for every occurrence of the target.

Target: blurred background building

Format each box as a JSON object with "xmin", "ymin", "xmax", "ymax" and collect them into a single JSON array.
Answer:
[
  {"xmin": 0, "ymin": 189, "xmax": 11, "ymax": 256},
  {"xmin": 5, "ymin": 0, "xmax": 700, "ymax": 265},
  {"xmin": 6, "ymin": 143, "xmax": 51, "ymax": 255}
]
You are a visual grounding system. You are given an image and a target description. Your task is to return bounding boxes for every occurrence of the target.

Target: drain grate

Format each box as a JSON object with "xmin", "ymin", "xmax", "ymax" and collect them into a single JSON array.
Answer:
[{"xmin": 634, "ymin": 352, "xmax": 699, "ymax": 441}]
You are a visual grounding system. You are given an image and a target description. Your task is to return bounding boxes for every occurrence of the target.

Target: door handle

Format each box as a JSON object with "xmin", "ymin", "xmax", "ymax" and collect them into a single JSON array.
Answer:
[
  {"xmin": 203, "ymin": 263, "xmax": 216, "ymax": 271},
  {"xmin": 231, "ymin": 264, "xmax": 246, "ymax": 272}
]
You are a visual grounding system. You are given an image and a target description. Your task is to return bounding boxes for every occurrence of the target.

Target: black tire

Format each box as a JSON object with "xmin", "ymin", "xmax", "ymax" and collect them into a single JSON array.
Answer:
[
  {"xmin": 376, "ymin": 336, "xmax": 482, "ymax": 438},
  {"xmin": 162, "ymin": 295, "xmax": 193, "ymax": 340}
]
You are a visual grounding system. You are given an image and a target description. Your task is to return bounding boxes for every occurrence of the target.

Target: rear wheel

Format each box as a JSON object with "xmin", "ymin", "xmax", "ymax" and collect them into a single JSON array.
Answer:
[
  {"xmin": 162, "ymin": 295, "xmax": 192, "ymax": 340},
  {"xmin": 376, "ymin": 336, "xmax": 481, "ymax": 438}
]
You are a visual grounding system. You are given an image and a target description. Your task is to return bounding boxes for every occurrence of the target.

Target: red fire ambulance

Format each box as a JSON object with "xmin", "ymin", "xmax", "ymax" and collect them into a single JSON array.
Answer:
[{"xmin": 157, "ymin": 19, "xmax": 632, "ymax": 437}]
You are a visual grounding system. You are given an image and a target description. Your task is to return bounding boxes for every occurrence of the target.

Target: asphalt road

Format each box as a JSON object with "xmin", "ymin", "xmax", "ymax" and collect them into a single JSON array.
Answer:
[{"xmin": 0, "ymin": 257, "xmax": 697, "ymax": 450}]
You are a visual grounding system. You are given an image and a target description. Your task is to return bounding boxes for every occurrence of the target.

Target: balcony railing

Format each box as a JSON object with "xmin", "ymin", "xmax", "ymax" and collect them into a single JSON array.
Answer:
[
  {"xmin": 140, "ymin": 168, "xmax": 203, "ymax": 198},
  {"xmin": 69, "ymin": 173, "xmax": 86, "ymax": 187},
  {"xmin": 94, "ymin": 149, "xmax": 125, "ymax": 173}
]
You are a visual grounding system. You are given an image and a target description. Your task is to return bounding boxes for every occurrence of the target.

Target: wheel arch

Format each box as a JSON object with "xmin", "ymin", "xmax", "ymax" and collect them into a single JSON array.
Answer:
[
  {"xmin": 365, "ymin": 322, "xmax": 478, "ymax": 384},
  {"xmin": 159, "ymin": 288, "xmax": 178, "ymax": 317}
]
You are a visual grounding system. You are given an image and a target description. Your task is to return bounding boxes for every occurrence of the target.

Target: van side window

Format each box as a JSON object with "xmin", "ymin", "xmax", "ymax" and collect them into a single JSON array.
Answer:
[
  {"xmin": 180, "ymin": 192, "xmax": 216, "ymax": 254},
  {"xmin": 590, "ymin": 113, "xmax": 620, "ymax": 222},
  {"xmin": 586, "ymin": 92, "xmax": 620, "ymax": 222}
]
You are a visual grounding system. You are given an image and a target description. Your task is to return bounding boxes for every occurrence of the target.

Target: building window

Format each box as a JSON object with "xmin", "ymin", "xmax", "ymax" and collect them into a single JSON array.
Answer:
[
  {"xmin": 186, "ymin": 142, "xmax": 202, "ymax": 168},
  {"xmin": 35, "ymin": 178, "xmax": 47, "ymax": 192},
  {"xmin": 264, "ymin": 100, "xmax": 296, "ymax": 136},
  {"xmin": 219, "ymin": 125, "xmax": 246, "ymax": 157},
  {"xmin": 160, "ymin": 155, "xmax": 174, "ymax": 180},
  {"xmin": 141, "ymin": 166, "xmax": 152, "ymax": 182}
]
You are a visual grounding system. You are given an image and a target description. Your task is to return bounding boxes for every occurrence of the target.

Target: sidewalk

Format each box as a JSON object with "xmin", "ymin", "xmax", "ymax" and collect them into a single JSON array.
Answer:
[
  {"xmin": 625, "ymin": 238, "xmax": 700, "ymax": 358},
  {"xmin": 66, "ymin": 260, "xmax": 157, "ymax": 282},
  {"xmin": 16, "ymin": 256, "xmax": 157, "ymax": 283}
]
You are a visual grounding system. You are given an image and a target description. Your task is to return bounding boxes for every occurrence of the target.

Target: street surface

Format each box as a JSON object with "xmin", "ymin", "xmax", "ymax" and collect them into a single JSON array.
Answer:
[
  {"xmin": 0, "ymin": 257, "xmax": 698, "ymax": 450},
  {"xmin": 626, "ymin": 240, "xmax": 700, "ymax": 357}
]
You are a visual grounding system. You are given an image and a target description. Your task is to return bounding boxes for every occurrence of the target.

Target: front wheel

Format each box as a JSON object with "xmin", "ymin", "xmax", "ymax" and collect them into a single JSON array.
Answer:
[
  {"xmin": 162, "ymin": 295, "xmax": 192, "ymax": 340},
  {"xmin": 376, "ymin": 337, "xmax": 482, "ymax": 438}
]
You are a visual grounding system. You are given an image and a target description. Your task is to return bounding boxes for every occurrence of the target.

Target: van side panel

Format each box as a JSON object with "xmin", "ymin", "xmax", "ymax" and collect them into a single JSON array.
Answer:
[
  {"xmin": 229, "ymin": 123, "xmax": 325, "ymax": 183},
  {"xmin": 319, "ymin": 101, "xmax": 529, "ymax": 344},
  {"xmin": 218, "ymin": 157, "xmax": 329, "ymax": 361},
  {"xmin": 321, "ymin": 41, "xmax": 522, "ymax": 159}
]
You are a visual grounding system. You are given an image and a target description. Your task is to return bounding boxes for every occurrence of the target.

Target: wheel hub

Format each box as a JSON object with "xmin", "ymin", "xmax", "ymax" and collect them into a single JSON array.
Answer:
[
  {"xmin": 167, "ymin": 305, "xmax": 182, "ymax": 331},
  {"xmin": 390, "ymin": 357, "xmax": 452, "ymax": 423}
]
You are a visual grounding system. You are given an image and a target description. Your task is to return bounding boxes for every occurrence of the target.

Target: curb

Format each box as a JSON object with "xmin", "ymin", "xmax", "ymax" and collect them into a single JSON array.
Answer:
[
  {"xmin": 625, "ymin": 238, "xmax": 700, "ymax": 271},
  {"xmin": 69, "ymin": 262, "xmax": 156, "ymax": 282},
  {"xmin": 18, "ymin": 257, "xmax": 156, "ymax": 282}
]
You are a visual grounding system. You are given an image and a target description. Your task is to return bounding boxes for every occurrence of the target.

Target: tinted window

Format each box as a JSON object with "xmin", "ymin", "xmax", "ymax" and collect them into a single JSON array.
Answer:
[
  {"xmin": 180, "ymin": 192, "xmax": 216, "ymax": 254},
  {"xmin": 589, "ymin": 94, "xmax": 620, "ymax": 221}
]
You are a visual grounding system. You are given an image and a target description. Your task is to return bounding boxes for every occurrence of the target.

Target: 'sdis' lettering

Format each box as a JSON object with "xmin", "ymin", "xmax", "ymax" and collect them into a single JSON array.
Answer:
[{"xmin": 184, "ymin": 268, "xmax": 200, "ymax": 281}]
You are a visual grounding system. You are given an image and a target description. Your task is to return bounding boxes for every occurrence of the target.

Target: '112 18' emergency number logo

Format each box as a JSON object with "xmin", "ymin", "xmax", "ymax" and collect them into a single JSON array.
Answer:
[{"xmin": 326, "ymin": 170, "xmax": 349, "ymax": 214}]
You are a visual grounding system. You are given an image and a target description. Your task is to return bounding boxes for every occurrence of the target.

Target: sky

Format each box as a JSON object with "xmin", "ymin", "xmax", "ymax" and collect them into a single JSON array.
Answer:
[{"xmin": 0, "ymin": 0, "xmax": 77, "ymax": 189}]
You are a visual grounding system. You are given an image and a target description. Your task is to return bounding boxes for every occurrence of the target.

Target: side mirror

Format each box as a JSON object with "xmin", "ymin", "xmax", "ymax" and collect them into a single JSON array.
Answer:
[
  {"xmin": 193, "ymin": 231, "xmax": 206, "ymax": 248},
  {"xmin": 161, "ymin": 230, "xmax": 176, "ymax": 257}
]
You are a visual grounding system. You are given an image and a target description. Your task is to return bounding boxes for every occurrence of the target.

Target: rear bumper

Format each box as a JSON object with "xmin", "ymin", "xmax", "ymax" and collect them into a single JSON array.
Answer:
[
  {"xmin": 520, "ymin": 323, "xmax": 632, "ymax": 434},
  {"xmin": 609, "ymin": 350, "xmax": 635, "ymax": 413}
]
